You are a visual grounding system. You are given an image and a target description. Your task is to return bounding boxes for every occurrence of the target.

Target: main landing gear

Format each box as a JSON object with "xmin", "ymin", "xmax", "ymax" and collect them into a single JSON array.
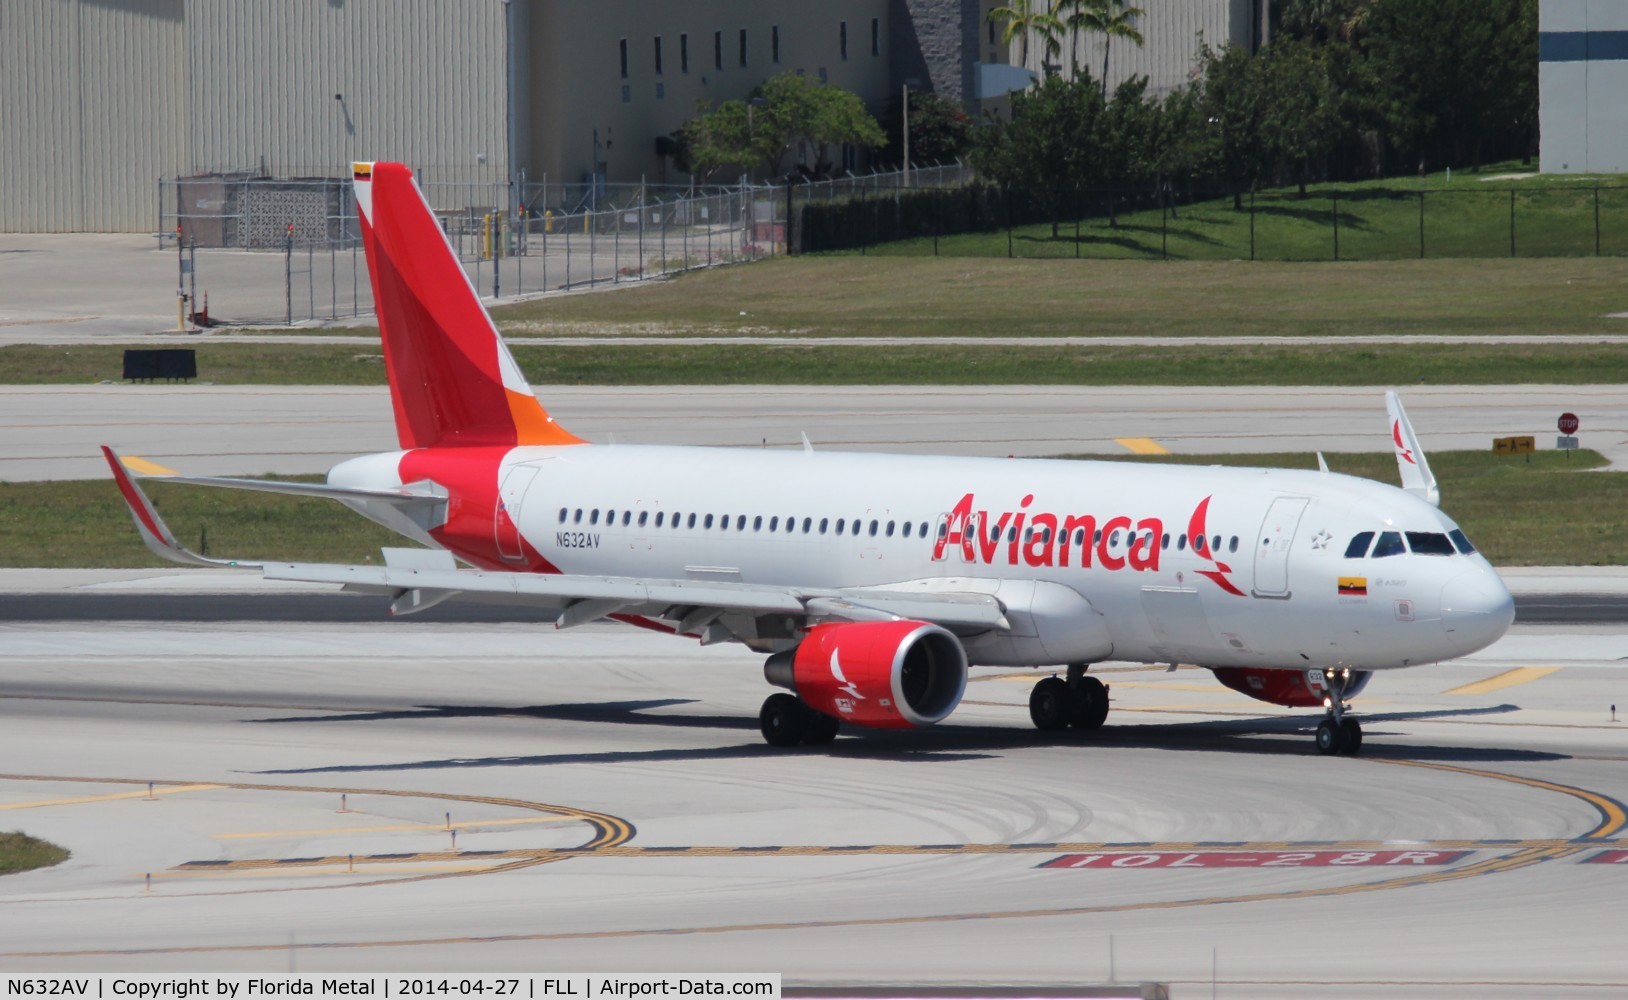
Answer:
[
  {"xmin": 1315, "ymin": 667, "xmax": 1363, "ymax": 756},
  {"xmin": 759, "ymin": 693, "xmax": 841, "ymax": 748},
  {"xmin": 1029, "ymin": 664, "xmax": 1110, "ymax": 733}
]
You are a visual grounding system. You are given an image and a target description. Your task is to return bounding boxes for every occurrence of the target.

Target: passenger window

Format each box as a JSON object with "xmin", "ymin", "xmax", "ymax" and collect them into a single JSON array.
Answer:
[
  {"xmin": 820, "ymin": 518, "xmax": 829, "ymax": 534},
  {"xmin": 736, "ymin": 515, "xmax": 746, "ymax": 530},
  {"xmin": 1177, "ymin": 534, "xmax": 1186, "ymax": 551},
  {"xmin": 835, "ymin": 518, "xmax": 845, "ymax": 533},
  {"xmin": 898, "ymin": 521, "xmax": 907, "ymax": 538},
  {"xmin": 703, "ymin": 514, "xmax": 714, "ymax": 529},
  {"xmin": 589, "ymin": 510, "xmax": 600, "ymax": 525},
  {"xmin": 869, "ymin": 519, "xmax": 879, "ymax": 536},
  {"xmin": 885, "ymin": 521, "xmax": 895, "ymax": 537},
  {"xmin": 687, "ymin": 513, "xmax": 697, "ymax": 528},
  {"xmin": 1406, "ymin": 531, "xmax": 1455, "ymax": 556},
  {"xmin": 638, "ymin": 511, "xmax": 648, "ymax": 527},
  {"xmin": 920, "ymin": 521, "xmax": 929, "ymax": 537},
  {"xmin": 754, "ymin": 516, "xmax": 763, "ymax": 531},
  {"xmin": 1344, "ymin": 531, "xmax": 1374, "ymax": 558},
  {"xmin": 1161, "ymin": 532, "xmax": 1170, "ymax": 550},
  {"xmin": 1449, "ymin": 528, "xmax": 1476, "ymax": 554},
  {"xmin": 1007, "ymin": 526, "xmax": 1018, "ymax": 543},
  {"xmin": 1212, "ymin": 535, "xmax": 1221, "ymax": 553},
  {"xmin": 655, "ymin": 511, "xmax": 664, "ymax": 527},
  {"xmin": 1074, "ymin": 528, "xmax": 1086, "ymax": 544},
  {"xmin": 623, "ymin": 511, "xmax": 632, "ymax": 526},
  {"xmin": 1229, "ymin": 535, "xmax": 1239, "ymax": 553},
  {"xmin": 558, "ymin": 507, "xmax": 568, "ymax": 523},
  {"xmin": 852, "ymin": 520, "xmax": 862, "ymax": 535},
  {"xmin": 803, "ymin": 517, "xmax": 813, "ymax": 533},
  {"xmin": 1371, "ymin": 531, "xmax": 1405, "ymax": 558},
  {"xmin": 768, "ymin": 516, "xmax": 777, "ymax": 531},
  {"xmin": 607, "ymin": 510, "xmax": 616, "ymax": 524},
  {"xmin": 1094, "ymin": 529, "xmax": 1102, "ymax": 544},
  {"xmin": 1109, "ymin": 530, "xmax": 1121, "ymax": 546},
  {"xmin": 574, "ymin": 508, "xmax": 583, "ymax": 523}
]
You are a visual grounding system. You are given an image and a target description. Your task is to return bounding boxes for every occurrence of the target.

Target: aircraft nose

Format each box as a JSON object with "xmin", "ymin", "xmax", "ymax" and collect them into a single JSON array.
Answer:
[{"xmin": 1439, "ymin": 568, "xmax": 1515, "ymax": 653}]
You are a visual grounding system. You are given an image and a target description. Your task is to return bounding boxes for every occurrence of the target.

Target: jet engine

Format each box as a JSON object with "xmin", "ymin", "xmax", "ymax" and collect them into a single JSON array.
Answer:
[
  {"xmin": 764, "ymin": 620, "xmax": 968, "ymax": 729},
  {"xmin": 1211, "ymin": 666, "xmax": 1373, "ymax": 708}
]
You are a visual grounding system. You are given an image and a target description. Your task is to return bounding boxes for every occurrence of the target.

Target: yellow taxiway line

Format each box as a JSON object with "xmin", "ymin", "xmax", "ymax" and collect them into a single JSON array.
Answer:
[
  {"xmin": 1114, "ymin": 437, "xmax": 1172, "ymax": 455},
  {"xmin": 0, "ymin": 783, "xmax": 220, "ymax": 810},
  {"xmin": 1445, "ymin": 666, "xmax": 1563, "ymax": 696},
  {"xmin": 214, "ymin": 816, "xmax": 578, "ymax": 839}
]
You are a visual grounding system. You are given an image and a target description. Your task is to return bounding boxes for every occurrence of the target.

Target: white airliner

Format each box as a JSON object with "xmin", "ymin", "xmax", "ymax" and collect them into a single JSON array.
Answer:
[{"xmin": 105, "ymin": 161, "xmax": 1515, "ymax": 756}]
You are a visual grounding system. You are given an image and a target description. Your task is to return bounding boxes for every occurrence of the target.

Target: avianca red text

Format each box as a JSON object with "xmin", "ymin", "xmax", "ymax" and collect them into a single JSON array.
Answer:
[{"xmin": 931, "ymin": 493, "xmax": 1163, "ymax": 572}]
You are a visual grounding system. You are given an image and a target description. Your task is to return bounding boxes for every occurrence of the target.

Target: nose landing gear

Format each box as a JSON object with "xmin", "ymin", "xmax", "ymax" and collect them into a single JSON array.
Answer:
[
  {"xmin": 1314, "ymin": 667, "xmax": 1362, "ymax": 756},
  {"xmin": 1029, "ymin": 664, "xmax": 1110, "ymax": 732}
]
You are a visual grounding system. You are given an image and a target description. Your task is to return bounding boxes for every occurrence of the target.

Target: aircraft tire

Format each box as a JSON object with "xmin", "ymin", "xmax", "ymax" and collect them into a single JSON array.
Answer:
[
  {"xmin": 760, "ymin": 693, "xmax": 807, "ymax": 747},
  {"xmin": 1315, "ymin": 718, "xmax": 1344, "ymax": 755},
  {"xmin": 1029, "ymin": 677, "xmax": 1077, "ymax": 731},
  {"xmin": 1338, "ymin": 718, "xmax": 1363, "ymax": 756},
  {"xmin": 801, "ymin": 709, "xmax": 841, "ymax": 746},
  {"xmin": 1071, "ymin": 676, "xmax": 1110, "ymax": 730}
]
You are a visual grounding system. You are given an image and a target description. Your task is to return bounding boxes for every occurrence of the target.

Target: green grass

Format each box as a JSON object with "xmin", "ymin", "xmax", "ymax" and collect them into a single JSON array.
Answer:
[
  {"xmin": 494, "ymin": 256, "xmax": 1628, "ymax": 340},
  {"xmin": 0, "ymin": 476, "xmax": 405, "ymax": 568},
  {"xmin": 1069, "ymin": 449, "xmax": 1627, "ymax": 567},
  {"xmin": 817, "ymin": 162, "xmax": 1628, "ymax": 262},
  {"xmin": 0, "ymin": 832, "xmax": 69, "ymax": 876},
  {"xmin": 8, "ymin": 339, "xmax": 1628, "ymax": 387},
  {"xmin": 6, "ymin": 451, "xmax": 1622, "ymax": 567}
]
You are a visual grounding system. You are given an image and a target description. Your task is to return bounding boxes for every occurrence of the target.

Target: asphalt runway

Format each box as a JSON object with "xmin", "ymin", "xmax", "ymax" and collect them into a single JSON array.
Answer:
[
  {"xmin": 2, "ymin": 610, "xmax": 1627, "ymax": 994},
  {"xmin": 7, "ymin": 383, "xmax": 1627, "ymax": 481},
  {"xmin": 0, "ymin": 590, "xmax": 1622, "ymax": 625}
]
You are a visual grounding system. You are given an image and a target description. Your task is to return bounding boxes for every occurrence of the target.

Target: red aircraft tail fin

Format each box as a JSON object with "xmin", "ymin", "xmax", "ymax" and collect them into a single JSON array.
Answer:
[{"xmin": 352, "ymin": 161, "xmax": 581, "ymax": 450}]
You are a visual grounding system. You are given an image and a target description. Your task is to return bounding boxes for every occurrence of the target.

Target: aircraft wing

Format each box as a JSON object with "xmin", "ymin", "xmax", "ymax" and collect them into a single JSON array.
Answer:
[
  {"xmin": 1385, "ymin": 391, "xmax": 1440, "ymax": 507},
  {"xmin": 263, "ymin": 558, "xmax": 1010, "ymax": 632},
  {"xmin": 104, "ymin": 447, "xmax": 1009, "ymax": 634}
]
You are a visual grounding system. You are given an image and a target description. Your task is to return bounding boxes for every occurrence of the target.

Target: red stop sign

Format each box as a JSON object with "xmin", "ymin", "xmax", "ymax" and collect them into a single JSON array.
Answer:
[{"xmin": 1559, "ymin": 412, "xmax": 1580, "ymax": 435}]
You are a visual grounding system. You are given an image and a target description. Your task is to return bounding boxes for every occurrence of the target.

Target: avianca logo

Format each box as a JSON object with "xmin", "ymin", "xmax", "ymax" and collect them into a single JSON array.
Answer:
[
  {"xmin": 932, "ymin": 492, "xmax": 1162, "ymax": 572},
  {"xmin": 930, "ymin": 492, "xmax": 1245, "ymax": 596},
  {"xmin": 830, "ymin": 650, "xmax": 863, "ymax": 714},
  {"xmin": 1392, "ymin": 420, "xmax": 1416, "ymax": 465},
  {"xmin": 1186, "ymin": 495, "xmax": 1245, "ymax": 597}
]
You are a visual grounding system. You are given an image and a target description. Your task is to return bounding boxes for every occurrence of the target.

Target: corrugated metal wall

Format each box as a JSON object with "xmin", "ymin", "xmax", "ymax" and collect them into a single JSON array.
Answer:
[
  {"xmin": 1015, "ymin": 0, "xmax": 1252, "ymax": 95},
  {"xmin": 0, "ymin": 0, "xmax": 185, "ymax": 232},
  {"xmin": 183, "ymin": 0, "xmax": 507, "ymax": 197},
  {"xmin": 2, "ymin": 0, "xmax": 506, "ymax": 231}
]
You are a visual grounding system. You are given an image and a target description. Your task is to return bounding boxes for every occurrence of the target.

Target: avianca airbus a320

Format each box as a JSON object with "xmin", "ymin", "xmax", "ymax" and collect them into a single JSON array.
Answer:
[{"xmin": 104, "ymin": 161, "xmax": 1515, "ymax": 756}]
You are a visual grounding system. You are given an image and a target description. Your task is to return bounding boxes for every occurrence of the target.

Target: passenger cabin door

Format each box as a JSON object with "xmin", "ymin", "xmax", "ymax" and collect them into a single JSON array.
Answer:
[
  {"xmin": 1253, "ymin": 496, "xmax": 1309, "ymax": 598},
  {"xmin": 495, "ymin": 464, "xmax": 541, "ymax": 563}
]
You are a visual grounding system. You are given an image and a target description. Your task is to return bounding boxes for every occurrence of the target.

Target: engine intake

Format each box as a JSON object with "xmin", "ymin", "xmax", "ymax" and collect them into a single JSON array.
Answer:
[
  {"xmin": 765, "ymin": 620, "xmax": 968, "ymax": 729},
  {"xmin": 1211, "ymin": 666, "xmax": 1373, "ymax": 708}
]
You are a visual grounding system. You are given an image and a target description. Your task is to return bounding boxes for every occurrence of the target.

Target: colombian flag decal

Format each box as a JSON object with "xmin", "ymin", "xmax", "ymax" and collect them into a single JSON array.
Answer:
[
  {"xmin": 352, "ymin": 162, "xmax": 372, "ymax": 180},
  {"xmin": 1338, "ymin": 576, "xmax": 1368, "ymax": 596}
]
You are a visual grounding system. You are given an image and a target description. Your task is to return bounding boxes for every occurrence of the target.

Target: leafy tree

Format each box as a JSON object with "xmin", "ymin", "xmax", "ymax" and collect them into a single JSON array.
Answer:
[
  {"xmin": 680, "ymin": 73, "xmax": 885, "ymax": 180},
  {"xmin": 1063, "ymin": 0, "xmax": 1146, "ymax": 96},
  {"xmin": 987, "ymin": 0, "xmax": 1064, "ymax": 72},
  {"xmin": 1200, "ymin": 43, "xmax": 1271, "ymax": 209},
  {"xmin": 1094, "ymin": 76, "xmax": 1158, "ymax": 225},
  {"xmin": 972, "ymin": 75, "xmax": 1104, "ymax": 235},
  {"xmin": 1146, "ymin": 82, "xmax": 1215, "ymax": 215},
  {"xmin": 882, "ymin": 89, "xmax": 975, "ymax": 168},
  {"xmin": 1260, "ymin": 37, "xmax": 1343, "ymax": 193}
]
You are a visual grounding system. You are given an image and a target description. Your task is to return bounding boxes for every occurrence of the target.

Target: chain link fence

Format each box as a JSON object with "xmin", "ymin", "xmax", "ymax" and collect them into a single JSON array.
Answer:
[
  {"xmin": 157, "ymin": 173, "xmax": 789, "ymax": 326},
  {"xmin": 794, "ymin": 181, "xmax": 1628, "ymax": 261}
]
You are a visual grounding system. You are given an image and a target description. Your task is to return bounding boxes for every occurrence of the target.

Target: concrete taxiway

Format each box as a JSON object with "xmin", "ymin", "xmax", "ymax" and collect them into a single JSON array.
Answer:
[
  {"xmin": 6, "ymin": 383, "xmax": 1626, "ymax": 481},
  {"xmin": 0, "ymin": 569, "xmax": 1626, "ymax": 995}
]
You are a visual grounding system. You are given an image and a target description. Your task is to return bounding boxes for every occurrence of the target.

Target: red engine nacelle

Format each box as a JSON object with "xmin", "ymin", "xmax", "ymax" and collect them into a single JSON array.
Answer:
[
  {"xmin": 764, "ymin": 620, "xmax": 968, "ymax": 729},
  {"xmin": 1211, "ymin": 666, "xmax": 1373, "ymax": 708}
]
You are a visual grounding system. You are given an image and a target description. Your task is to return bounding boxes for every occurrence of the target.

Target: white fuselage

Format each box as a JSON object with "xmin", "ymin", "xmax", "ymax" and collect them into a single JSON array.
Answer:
[{"xmin": 334, "ymin": 444, "xmax": 1515, "ymax": 673}]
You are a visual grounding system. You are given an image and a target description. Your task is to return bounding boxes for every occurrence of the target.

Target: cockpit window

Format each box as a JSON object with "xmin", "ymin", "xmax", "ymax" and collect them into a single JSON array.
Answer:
[
  {"xmin": 1449, "ymin": 528, "xmax": 1477, "ymax": 555},
  {"xmin": 1344, "ymin": 531, "xmax": 1374, "ymax": 558},
  {"xmin": 1371, "ymin": 531, "xmax": 1405, "ymax": 558},
  {"xmin": 1406, "ymin": 531, "xmax": 1455, "ymax": 556}
]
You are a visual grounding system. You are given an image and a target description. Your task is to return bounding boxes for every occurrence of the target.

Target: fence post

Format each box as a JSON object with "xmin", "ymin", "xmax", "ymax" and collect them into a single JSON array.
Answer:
[
  {"xmin": 1249, "ymin": 190, "xmax": 1256, "ymax": 262},
  {"xmin": 933, "ymin": 188, "xmax": 940, "ymax": 257},
  {"xmin": 1331, "ymin": 190, "xmax": 1340, "ymax": 262},
  {"xmin": 786, "ymin": 182, "xmax": 795, "ymax": 256},
  {"xmin": 1074, "ymin": 188, "xmax": 1081, "ymax": 259},
  {"xmin": 1595, "ymin": 186, "xmax": 1601, "ymax": 257},
  {"xmin": 565, "ymin": 214, "xmax": 572, "ymax": 288},
  {"xmin": 614, "ymin": 212, "xmax": 621, "ymax": 283},
  {"xmin": 1006, "ymin": 188, "xmax": 1014, "ymax": 259},
  {"xmin": 1509, "ymin": 189, "xmax": 1516, "ymax": 257},
  {"xmin": 590, "ymin": 207, "xmax": 597, "ymax": 286},
  {"xmin": 1161, "ymin": 192, "xmax": 1168, "ymax": 260},
  {"xmin": 307, "ymin": 242, "xmax": 315, "ymax": 319},
  {"xmin": 285, "ymin": 225, "xmax": 293, "ymax": 326},
  {"xmin": 1418, "ymin": 189, "xmax": 1426, "ymax": 259}
]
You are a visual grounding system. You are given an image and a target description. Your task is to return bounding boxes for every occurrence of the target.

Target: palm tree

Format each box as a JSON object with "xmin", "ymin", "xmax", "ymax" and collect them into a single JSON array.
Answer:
[
  {"xmin": 1068, "ymin": 0, "xmax": 1145, "ymax": 96},
  {"xmin": 987, "ymin": 0, "xmax": 1064, "ymax": 75}
]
